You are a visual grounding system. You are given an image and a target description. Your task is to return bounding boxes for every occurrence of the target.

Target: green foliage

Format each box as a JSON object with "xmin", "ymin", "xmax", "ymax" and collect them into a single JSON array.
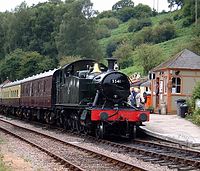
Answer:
[
  {"xmin": 159, "ymin": 17, "xmax": 173, "ymax": 25},
  {"xmin": 135, "ymin": 44, "xmax": 164, "ymax": 74},
  {"xmin": 106, "ymin": 41, "xmax": 119, "ymax": 57},
  {"xmin": 59, "ymin": 55, "xmax": 81, "ymax": 67},
  {"xmin": 132, "ymin": 27, "xmax": 153, "ymax": 47},
  {"xmin": 153, "ymin": 23, "xmax": 176, "ymax": 43},
  {"xmin": 0, "ymin": 156, "xmax": 10, "ymax": 171},
  {"xmin": 167, "ymin": 0, "xmax": 183, "ymax": 9},
  {"xmin": 96, "ymin": 25, "xmax": 111, "ymax": 40},
  {"xmin": 57, "ymin": 0, "xmax": 102, "ymax": 60},
  {"xmin": 191, "ymin": 82, "xmax": 200, "ymax": 109},
  {"xmin": 186, "ymin": 82, "xmax": 200, "ymax": 126},
  {"xmin": 97, "ymin": 10, "xmax": 115, "ymax": 19},
  {"xmin": 137, "ymin": 18, "xmax": 152, "ymax": 30},
  {"xmin": 112, "ymin": 0, "xmax": 134, "ymax": 11},
  {"xmin": 116, "ymin": 7, "xmax": 135, "ymax": 22},
  {"xmin": 128, "ymin": 18, "xmax": 152, "ymax": 32},
  {"xmin": 99, "ymin": 17, "xmax": 119, "ymax": 29},
  {"xmin": 182, "ymin": 16, "xmax": 193, "ymax": 27},
  {"xmin": 187, "ymin": 107, "xmax": 200, "ymax": 126},
  {"xmin": 0, "ymin": 49, "xmax": 54, "ymax": 82},
  {"xmin": 131, "ymin": 22, "xmax": 176, "ymax": 47},
  {"xmin": 127, "ymin": 19, "xmax": 138, "ymax": 32},
  {"xmin": 121, "ymin": 65, "xmax": 143, "ymax": 76},
  {"xmin": 192, "ymin": 19, "xmax": 200, "ymax": 37},
  {"xmin": 112, "ymin": 42, "xmax": 133, "ymax": 68},
  {"xmin": 116, "ymin": 3, "xmax": 152, "ymax": 22},
  {"xmin": 133, "ymin": 3, "xmax": 152, "ymax": 19}
]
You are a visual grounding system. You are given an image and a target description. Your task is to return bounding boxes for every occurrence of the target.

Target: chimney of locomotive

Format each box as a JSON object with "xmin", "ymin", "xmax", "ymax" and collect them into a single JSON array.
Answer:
[{"xmin": 107, "ymin": 58, "xmax": 117, "ymax": 71}]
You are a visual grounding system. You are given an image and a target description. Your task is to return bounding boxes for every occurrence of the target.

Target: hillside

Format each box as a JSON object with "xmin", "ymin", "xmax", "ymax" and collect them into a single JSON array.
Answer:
[{"xmin": 98, "ymin": 11, "xmax": 194, "ymax": 76}]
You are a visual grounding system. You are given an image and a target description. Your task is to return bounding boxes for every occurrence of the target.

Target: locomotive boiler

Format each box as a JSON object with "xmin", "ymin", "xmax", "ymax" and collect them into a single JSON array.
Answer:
[{"xmin": 0, "ymin": 59, "xmax": 149, "ymax": 139}]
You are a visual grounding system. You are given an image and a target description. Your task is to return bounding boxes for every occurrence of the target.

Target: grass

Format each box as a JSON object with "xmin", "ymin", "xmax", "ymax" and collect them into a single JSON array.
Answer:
[
  {"xmin": 186, "ymin": 109, "xmax": 200, "ymax": 126},
  {"xmin": 0, "ymin": 139, "xmax": 10, "ymax": 171},
  {"xmin": 98, "ymin": 10, "xmax": 195, "ymax": 76},
  {"xmin": 187, "ymin": 114, "xmax": 200, "ymax": 126}
]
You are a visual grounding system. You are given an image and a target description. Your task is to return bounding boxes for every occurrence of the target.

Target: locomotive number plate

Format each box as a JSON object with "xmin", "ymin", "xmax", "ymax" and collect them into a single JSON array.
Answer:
[{"xmin": 111, "ymin": 79, "xmax": 122, "ymax": 83}]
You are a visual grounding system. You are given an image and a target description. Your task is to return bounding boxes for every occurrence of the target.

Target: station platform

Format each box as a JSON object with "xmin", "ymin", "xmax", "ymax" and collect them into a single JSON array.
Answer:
[{"xmin": 140, "ymin": 114, "xmax": 200, "ymax": 149}]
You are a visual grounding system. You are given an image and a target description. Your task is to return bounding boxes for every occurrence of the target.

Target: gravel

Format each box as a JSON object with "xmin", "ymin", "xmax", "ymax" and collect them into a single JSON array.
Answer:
[
  {"xmin": 0, "ymin": 131, "xmax": 68, "ymax": 171},
  {"xmin": 0, "ymin": 115, "xmax": 176, "ymax": 171}
]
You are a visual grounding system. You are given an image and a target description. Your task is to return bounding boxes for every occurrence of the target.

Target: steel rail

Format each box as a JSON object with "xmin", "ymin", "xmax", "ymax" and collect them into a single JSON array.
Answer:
[{"xmin": 0, "ymin": 118, "xmax": 146, "ymax": 171}]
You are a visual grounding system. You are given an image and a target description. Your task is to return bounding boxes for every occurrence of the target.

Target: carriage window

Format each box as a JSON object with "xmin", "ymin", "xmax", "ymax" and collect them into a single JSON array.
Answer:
[{"xmin": 172, "ymin": 77, "xmax": 181, "ymax": 94}]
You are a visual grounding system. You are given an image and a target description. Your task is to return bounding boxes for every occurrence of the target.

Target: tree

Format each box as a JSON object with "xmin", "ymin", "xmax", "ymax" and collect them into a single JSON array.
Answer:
[
  {"xmin": 112, "ymin": 0, "xmax": 134, "ymax": 11},
  {"xmin": 0, "ymin": 49, "xmax": 54, "ymax": 82},
  {"xmin": 98, "ymin": 17, "xmax": 119, "ymax": 29},
  {"xmin": 0, "ymin": 14, "xmax": 6, "ymax": 59},
  {"xmin": 167, "ymin": 0, "xmax": 184, "ymax": 10},
  {"xmin": 128, "ymin": 18, "xmax": 152, "ymax": 32},
  {"xmin": 57, "ymin": 0, "xmax": 102, "ymax": 59},
  {"xmin": 136, "ymin": 44, "xmax": 163, "ymax": 74},
  {"xmin": 106, "ymin": 41, "xmax": 119, "ymax": 57},
  {"xmin": 116, "ymin": 7, "xmax": 135, "ymax": 22},
  {"xmin": 112, "ymin": 42, "xmax": 133, "ymax": 68},
  {"xmin": 133, "ymin": 3, "xmax": 152, "ymax": 19},
  {"xmin": 153, "ymin": 23, "xmax": 176, "ymax": 43},
  {"xmin": 95, "ymin": 25, "xmax": 111, "ymax": 40}
]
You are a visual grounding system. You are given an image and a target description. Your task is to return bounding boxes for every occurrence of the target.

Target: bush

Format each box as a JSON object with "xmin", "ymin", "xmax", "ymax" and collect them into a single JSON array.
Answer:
[
  {"xmin": 187, "ymin": 109, "xmax": 200, "ymax": 126},
  {"xmin": 159, "ymin": 18, "xmax": 173, "ymax": 25},
  {"xmin": 186, "ymin": 82, "xmax": 200, "ymax": 126},
  {"xmin": 132, "ymin": 27, "xmax": 153, "ymax": 47},
  {"xmin": 112, "ymin": 42, "xmax": 133, "ymax": 68},
  {"xmin": 128, "ymin": 18, "xmax": 152, "ymax": 32},
  {"xmin": 173, "ymin": 13, "xmax": 180, "ymax": 21},
  {"xmin": 128, "ymin": 19, "xmax": 138, "ymax": 32},
  {"xmin": 153, "ymin": 23, "xmax": 176, "ymax": 43},
  {"xmin": 191, "ymin": 82, "xmax": 200, "ymax": 109},
  {"xmin": 106, "ymin": 41, "xmax": 119, "ymax": 57},
  {"xmin": 136, "ymin": 18, "xmax": 152, "ymax": 31},
  {"xmin": 97, "ymin": 10, "xmax": 115, "ymax": 19},
  {"xmin": 192, "ymin": 19, "xmax": 200, "ymax": 37},
  {"xmin": 116, "ymin": 7, "xmax": 135, "ymax": 22},
  {"xmin": 133, "ymin": 3, "xmax": 152, "ymax": 19},
  {"xmin": 135, "ymin": 44, "xmax": 163, "ymax": 74},
  {"xmin": 95, "ymin": 25, "xmax": 111, "ymax": 40},
  {"xmin": 182, "ymin": 17, "xmax": 193, "ymax": 27},
  {"xmin": 99, "ymin": 17, "xmax": 119, "ymax": 29}
]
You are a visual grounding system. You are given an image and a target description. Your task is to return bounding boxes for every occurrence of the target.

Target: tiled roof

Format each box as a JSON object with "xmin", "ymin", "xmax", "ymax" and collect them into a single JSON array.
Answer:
[{"xmin": 152, "ymin": 49, "xmax": 200, "ymax": 71}]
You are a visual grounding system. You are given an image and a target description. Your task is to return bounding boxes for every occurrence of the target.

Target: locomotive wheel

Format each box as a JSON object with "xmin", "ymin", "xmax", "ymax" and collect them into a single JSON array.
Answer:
[
  {"xmin": 129, "ymin": 125, "xmax": 137, "ymax": 139},
  {"xmin": 75, "ymin": 120, "xmax": 83, "ymax": 134},
  {"xmin": 70, "ymin": 118, "xmax": 76, "ymax": 132},
  {"xmin": 25, "ymin": 110, "xmax": 32, "ymax": 121},
  {"xmin": 83, "ymin": 125, "xmax": 90, "ymax": 135},
  {"xmin": 63, "ymin": 117, "xmax": 70, "ymax": 130},
  {"xmin": 95, "ymin": 122, "xmax": 105, "ymax": 139},
  {"xmin": 56, "ymin": 111, "xmax": 63, "ymax": 127}
]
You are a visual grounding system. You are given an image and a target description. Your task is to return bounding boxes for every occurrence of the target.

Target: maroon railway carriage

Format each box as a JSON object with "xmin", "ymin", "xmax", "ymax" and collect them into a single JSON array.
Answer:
[{"xmin": 19, "ymin": 69, "xmax": 58, "ymax": 120}]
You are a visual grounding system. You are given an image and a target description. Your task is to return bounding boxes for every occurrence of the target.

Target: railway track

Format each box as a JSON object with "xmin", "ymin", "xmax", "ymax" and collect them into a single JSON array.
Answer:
[
  {"xmin": 1, "ymin": 115, "xmax": 200, "ymax": 170},
  {"xmin": 0, "ymin": 118, "xmax": 146, "ymax": 171},
  {"xmin": 93, "ymin": 137, "xmax": 200, "ymax": 171}
]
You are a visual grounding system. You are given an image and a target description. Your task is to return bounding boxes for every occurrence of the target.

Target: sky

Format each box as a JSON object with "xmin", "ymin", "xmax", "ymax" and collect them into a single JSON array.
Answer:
[{"xmin": 0, "ymin": 0, "xmax": 170, "ymax": 13}]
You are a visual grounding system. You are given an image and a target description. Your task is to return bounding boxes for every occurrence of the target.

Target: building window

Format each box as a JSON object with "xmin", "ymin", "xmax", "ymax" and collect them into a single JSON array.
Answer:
[{"xmin": 172, "ymin": 77, "xmax": 181, "ymax": 94}]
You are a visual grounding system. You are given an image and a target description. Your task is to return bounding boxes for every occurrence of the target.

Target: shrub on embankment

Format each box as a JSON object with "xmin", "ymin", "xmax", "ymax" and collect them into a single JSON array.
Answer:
[{"xmin": 187, "ymin": 83, "xmax": 200, "ymax": 126}]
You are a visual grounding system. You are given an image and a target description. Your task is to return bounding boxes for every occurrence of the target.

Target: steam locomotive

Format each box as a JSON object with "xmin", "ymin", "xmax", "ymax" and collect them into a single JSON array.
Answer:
[{"xmin": 0, "ymin": 59, "xmax": 149, "ymax": 138}]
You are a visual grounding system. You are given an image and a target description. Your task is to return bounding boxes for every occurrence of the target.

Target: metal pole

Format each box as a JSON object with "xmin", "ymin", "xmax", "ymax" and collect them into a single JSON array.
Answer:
[
  {"xmin": 195, "ymin": 0, "xmax": 198, "ymax": 25},
  {"xmin": 157, "ymin": 0, "xmax": 159, "ymax": 12}
]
